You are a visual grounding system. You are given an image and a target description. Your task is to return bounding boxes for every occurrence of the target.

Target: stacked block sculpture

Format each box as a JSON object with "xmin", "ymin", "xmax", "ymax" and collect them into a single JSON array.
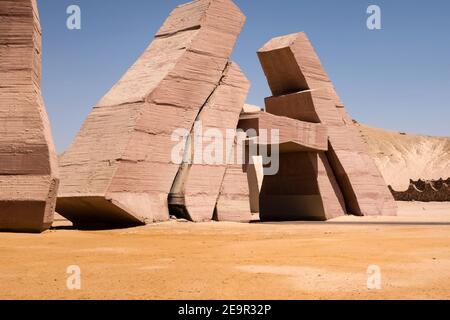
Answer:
[{"xmin": 257, "ymin": 33, "xmax": 397, "ymax": 219}]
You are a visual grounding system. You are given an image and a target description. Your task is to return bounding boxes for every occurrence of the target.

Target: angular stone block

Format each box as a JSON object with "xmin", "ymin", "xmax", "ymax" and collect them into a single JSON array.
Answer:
[
  {"xmin": 258, "ymin": 33, "xmax": 343, "ymax": 107},
  {"xmin": 236, "ymin": 109, "xmax": 265, "ymax": 214},
  {"xmin": 258, "ymin": 32, "xmax": 397, "ymax": 217},
  {"xmin": 169, "ymin": 62, "xmax": 250, "ymax": 222},
  {"xmin": 215, "ymin": 132, "xmax": 253, "ymax": 222},
  {"xmin": 238, "ymin": 111, "xmax": 328, "ymax": 152},
  {"xmin": 259, "ymin": 152, "xmax": 346, "ymax": 221},
  {"xmin": 215, "ymin": 163, "xmax": 253, "ymax": 222},
  {"xmin": 246, "ymin": 155, "xmax": 264, "ymax": 214},
  {"xmin": 0, "ymin": 0, "xmax": 59, "ymax": 233},
  {"xmin": 57, "ymin": 0, "xmax": 246, "ymax": 227},
  {"xmin": 242, "ymin": 104, "xmax": 261, "ymax": 114}
]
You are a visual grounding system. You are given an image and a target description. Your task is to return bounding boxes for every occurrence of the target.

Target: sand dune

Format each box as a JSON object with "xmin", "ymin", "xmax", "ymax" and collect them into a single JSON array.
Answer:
[{"xmin": 359, "ymin": 124, "xmax": 450, "ymax": 190}]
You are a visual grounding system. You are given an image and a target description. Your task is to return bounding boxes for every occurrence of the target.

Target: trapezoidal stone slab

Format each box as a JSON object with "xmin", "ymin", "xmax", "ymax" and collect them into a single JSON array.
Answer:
[
  {"xmin": 214, "ymin": 131, "xmax": 253, "ymax": 222},
  {"xmin": 239, "ymin": 110, "xmax": 345, "ymax": 221},
  {"xmin": 0, "ymin": 0, "xmax": 59, "ymax": 233},
  {"xmin": 258, "ymin": 32, "xmax": 397, "ymax": 217},
  {"xmin": 215, "ymin": 162, "xmax": 253, "ymax": 222},
  {"xmin": 216, "ymin": 109, "xmax": 264, "ymax": 217},
  {"xmin": 259, "ymin": 151, "xmax": 346, "ymax": 221},
  {"xmin": 246, "ymin": 155, "xmax": 264, "ymax": 214},
  {"xmin": 57, "ymin": 0, "xmax": 246, "ymax": 227},
  {"xmin": 169, "ymin": 62, "xmax": 250, "ymax": 222}
]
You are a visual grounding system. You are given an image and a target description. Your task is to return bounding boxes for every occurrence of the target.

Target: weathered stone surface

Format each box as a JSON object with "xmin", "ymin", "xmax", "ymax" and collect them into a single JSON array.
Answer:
[
  {"xmin": 238, "ymin": 111, "xmax": 328, "ymax": 152},
  {"xmin": 258, "ymin": 32, "xmax": 397, "ymax": 217},
  {"xmin": 258, "ymin": 33, "xmax": 343, "ymax": 107},
  {"xmin": 57, "ymin": 0, "xmax": 246, "ymax": 227},
  {"xmin": 169, "ymin": 62, "xmax": 250, "ymax": 222},
  {"xmin": 215, "ymin": 163, "xmax": 253, "ymax": 222},
  {"xmin": 0, "ymin": 0, "xmax": 59, "ymax": 233},
  {"xmin": 242, "ymin": 104, "xmax": 261, "ymax": 114},
  {"xmin": 214, "ymin": 128, "xmax": 253, "ymax": 222},
  {"xmin": 215, "ymin": 131, "xmax": 253, "ymax": 222},
  {"xmin": 239, "ymin": 109, "xmax": 346, "ymax": 222},
  {"xmin": 246, "ymin": 155, "xmax": 264, "ymax": 214},
  {"xmin": 218, "ymin": 105, "xmax": 330, "ymax": 222},
  {"xmin": 259, "ymin": 151, "xmax": 346, "ymax": 221},
  {"xmin": 231, "ymin": 107, "xmax": 344, "ymax": 221}
]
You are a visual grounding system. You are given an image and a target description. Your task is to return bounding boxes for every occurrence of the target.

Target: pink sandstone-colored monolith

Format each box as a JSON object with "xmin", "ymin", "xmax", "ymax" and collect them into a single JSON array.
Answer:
[
  {"xmin": 0, "ymin": 0, "xmax": 59, "ymax": 232},
  {"xmin": 258, "ymin": 33, "xmax": 397, "ymax": 217},
  {"xmin": 57, "ymin": 0, "xmax": 246, "ymax": 227}
]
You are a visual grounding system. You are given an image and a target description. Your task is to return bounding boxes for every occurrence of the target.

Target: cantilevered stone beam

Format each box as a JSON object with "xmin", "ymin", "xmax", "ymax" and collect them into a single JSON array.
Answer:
[
  {"xmin": 258, "ymin": 33, "xmax": 397, "ymax": 217},
  {"xmin": 0, "ymin": 0, "xmax": 59, "ymax": 233},
  {"xmin": 238, "ymin": 112, "xmax": 328, "ymax": 152},
  {"xmin": 57, "ymin": 0, "xmax": 246, "ymax": 227}
]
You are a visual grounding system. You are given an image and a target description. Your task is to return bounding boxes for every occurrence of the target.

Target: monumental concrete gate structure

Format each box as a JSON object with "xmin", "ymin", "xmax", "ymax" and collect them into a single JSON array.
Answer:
[
  {"xmin": 1, "ymin": 0, "xmax": 398, "ymax": 231},
  {"xmin": 0, "ymin": 0, "xmax": 59, "ymax": 232}
]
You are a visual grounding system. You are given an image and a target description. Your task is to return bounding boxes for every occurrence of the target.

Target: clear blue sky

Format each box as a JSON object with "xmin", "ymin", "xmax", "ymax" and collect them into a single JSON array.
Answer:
[{"xmin": 37, "ymin": 0, "xmax": 450, "ymax": 153}]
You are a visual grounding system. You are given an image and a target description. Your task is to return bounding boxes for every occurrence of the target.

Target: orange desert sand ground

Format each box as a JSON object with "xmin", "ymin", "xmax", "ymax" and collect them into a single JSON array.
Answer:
[
  {"xmin": 1, "ymin": 126, "xmax": 449, "ymax": 300},
  {"xmin": 1, "ymin": 203, "xmax": 450, "ymax": 300}
]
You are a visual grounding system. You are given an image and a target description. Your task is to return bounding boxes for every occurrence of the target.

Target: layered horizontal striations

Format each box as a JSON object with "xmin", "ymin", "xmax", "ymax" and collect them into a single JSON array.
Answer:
[
  {"xmin": 57, "ymin": 0, "xmax": 246, "ymax": 226},
  {"xmin": 169, "ymin": 62, "xmax": 250, "ymax": 222},
  {"xmin": 238, "ymin": 111, "xmax": 328, "ymax": 152},
  {"xmin": 258, "ymin": 33, "xmax": 343, "ymax": 107},
  {"xmin": 215, "ymin": 130, "xmax": 252, "ymax": 222},
  {"xmin": 259, "ymin": 151, "xmax": 346, "ymax": 221},
  {"xmin": 215, "ymin": 163, "xmax": 253, "ymax": 222},
  {"xmin": 258, "ymin": 32, "xmax": 397, "ymax": 217},
  {"xmin": 235, "ymin": 107, "xmax": 345, "ymax": 221},
  {"xmin": 0, "ymin": 0, "xmax": 59, "ymax": 233}
]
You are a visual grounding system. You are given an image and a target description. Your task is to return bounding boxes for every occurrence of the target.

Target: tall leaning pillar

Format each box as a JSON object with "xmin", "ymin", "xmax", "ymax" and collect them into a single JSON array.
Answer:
[{"xmin": 57, "ymin": 0, "xmax": 247, "ymax": 227}]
